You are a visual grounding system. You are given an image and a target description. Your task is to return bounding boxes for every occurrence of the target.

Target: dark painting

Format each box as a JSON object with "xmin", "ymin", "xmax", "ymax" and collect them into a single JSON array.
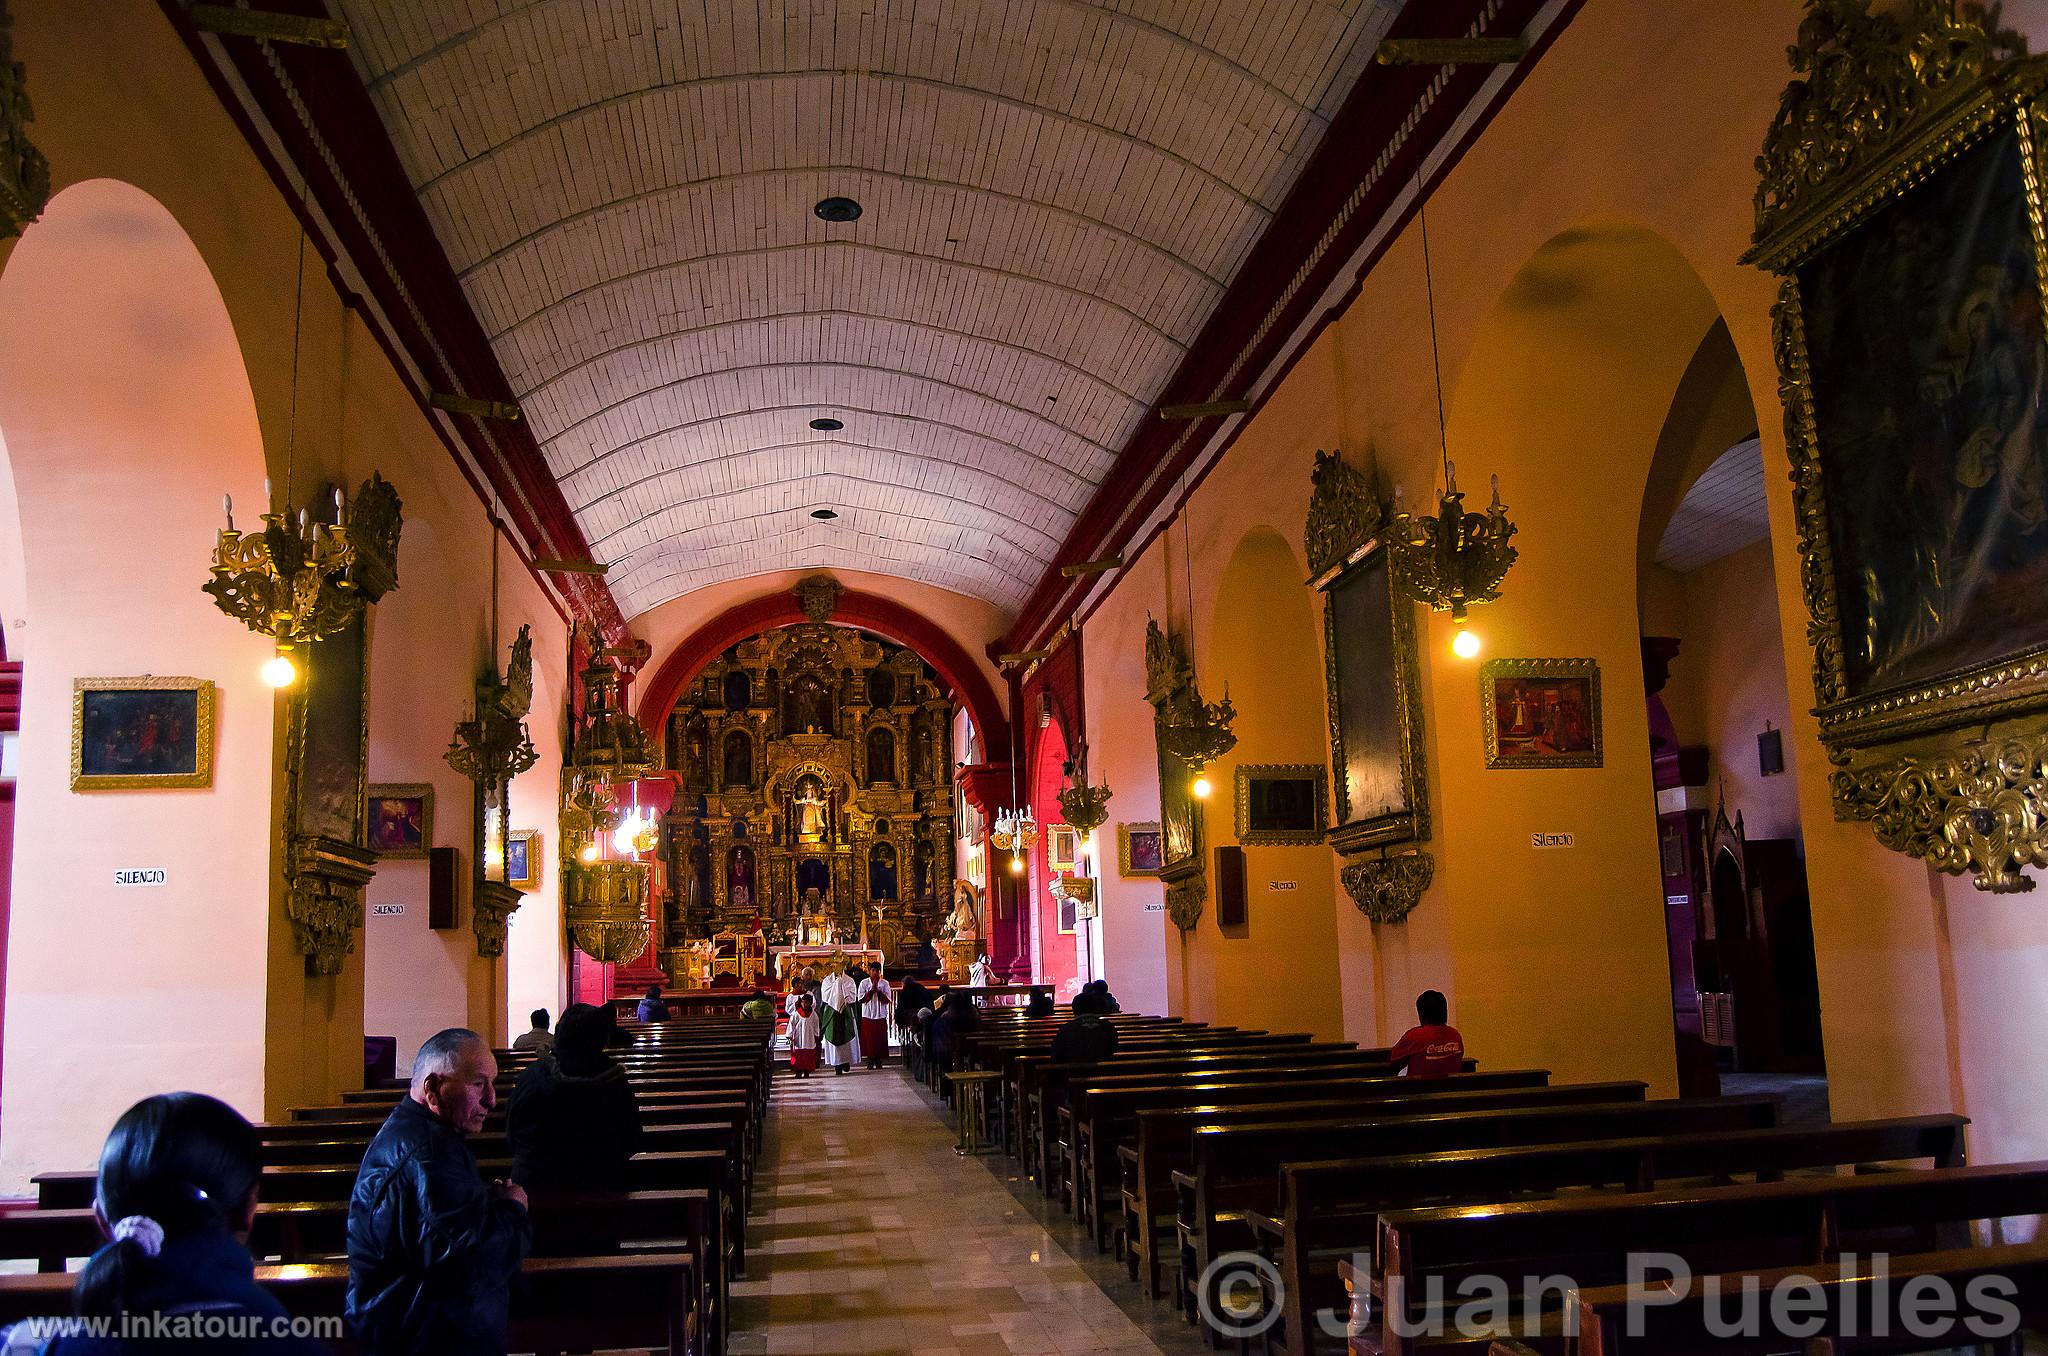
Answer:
[
  {"xmin": 78, "ymin": 689, "xmax": 202, "ymax": 779},
  {"xmin": 1488, "ymin": 675, "xmax": 1599, "ymax": 764},
  {"xmin": 505, "ymin": 834, "xmax": 531, "ymax": 886},
  {"xmin": 1327, "ymin": 551, "xmax": 1412, "ymax": 830},
  {"xmin": 1238, "ymin": 766, "xmax": 1324, "ymax": 844},
  {"xmin": 1801, "ymin": 127, "xmax": 2048, "ymax": 697},
  {"xmin": 299, "ymin": 614, "xmax": 368, "ymax": 844},
  {"xmin": 366, "ymin": 793, "xmax": 428, "ymax": 857}
]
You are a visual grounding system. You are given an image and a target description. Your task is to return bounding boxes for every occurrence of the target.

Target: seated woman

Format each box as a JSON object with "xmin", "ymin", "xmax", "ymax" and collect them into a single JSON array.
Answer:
[{"xmin": 0, "ymin": 1092, "xmax": 329, "ymax": 1353}]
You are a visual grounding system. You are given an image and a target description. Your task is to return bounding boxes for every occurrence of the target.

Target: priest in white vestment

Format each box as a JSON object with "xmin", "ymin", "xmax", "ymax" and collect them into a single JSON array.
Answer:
[{"xmin": 817, "ymin": 967, "xmax": 862, "ymax": 1073}]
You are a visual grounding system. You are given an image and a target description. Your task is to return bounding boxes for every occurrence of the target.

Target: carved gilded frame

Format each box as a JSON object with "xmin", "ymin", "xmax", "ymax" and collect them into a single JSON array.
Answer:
[
  {"xmin": 1314, "ymin": 526, "xmax": 1430, "ymax": 854},
  {"xmin": 366, "ymin": 784, "xmax": 435, "ymax": 861},
  {"xmin": 70, "ymin": 676, "xmax": 216, "ymax": 791},
  {"xmin": 1745, "ymin": 5, "xmax": 2048, "ymax": 890},
  {"xmin": 1479, "ymin": 659, "xmax": 1604, "ymax": 770},
  {"xmin": 1234, "ymin": 763, "xmax": 1328, "ymax": 845}
]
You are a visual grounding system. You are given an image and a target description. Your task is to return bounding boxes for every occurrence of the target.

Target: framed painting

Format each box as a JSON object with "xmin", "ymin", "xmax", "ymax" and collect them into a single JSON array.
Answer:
[
  {"xmin": 1318, "ymin": 542, "xmax": 1429, "ymax": 852},
  {"xmin": 1481, "ymin": 660, "xmax": 1603, "ymax": 769},
  {"xmin": 1743, "ymin": 9, "xmax": 2048, "ymax": 890},
  {"xmin": 1117, "ymin": 822, "xmax": 1163, "ymax": 877},
  {"xmin": 507, "ymin": 830, "xmax": 540, "ymax": 890},
  {"xmin": 1047, "ymin": 823, "xmax": 1080, "ymax": 871},
  {"xmin": 367, "ymin": 784, "xmax": 433, "ymax": 860},
  {"xmin": 71, "ymin": 677, "xmax": 215, "ymax": 791},
  {"xmin": 1234, "ymin": 764, "xmax": 1327, "ymax": 844}
]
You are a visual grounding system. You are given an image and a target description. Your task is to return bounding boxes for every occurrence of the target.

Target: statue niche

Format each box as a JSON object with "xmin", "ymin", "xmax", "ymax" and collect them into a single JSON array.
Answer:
[
  {"xmin": 786, "ymin": 674, "xmax": 833, "ymax": 734},
  {"xmin": 866, "ymin": 726, "xmax": 896, "ymax": 783},
  {"xmin": 728, "ymin": 843, "xmax": 756, "ymax": 914},
  {"xmin": 869, "ymin": 842, "xmax": 898, "ymax": 901},
  {"xmin": 723, "ymin": 669, "xmax": 751, "ymax": 711},
  {"xmin": 868, "ymin": 667, "xmax": 896, "ymax": 708},
  {"xmin": 792, "ymin": 772, "xmax": 831, "ymax": 841},
  {"xmin": 722, "ymin": 728, "xmax": 753, "ymax": 789}
]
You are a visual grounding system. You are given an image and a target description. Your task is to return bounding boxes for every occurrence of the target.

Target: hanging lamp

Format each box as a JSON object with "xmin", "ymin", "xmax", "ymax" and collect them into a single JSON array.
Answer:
[{"xmin": 1384, "ymin": 154, "xmax": 1518, "ymax": 635}]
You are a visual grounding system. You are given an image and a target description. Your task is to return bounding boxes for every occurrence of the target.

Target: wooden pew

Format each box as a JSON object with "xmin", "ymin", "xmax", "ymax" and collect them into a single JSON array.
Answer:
[
  {"xmin": 0, "ymin": 1254, "xmax": 700, "ymax": 1356},
  {"xmin": 1567, "ymin": 1238, "xmax": 2048, "ymax": 1355},
  {"xmin": 1172, "ymin": 1097, "xmax": 1783, "ymax": 1332},
  {"xmin": 1117, "ymin": 1079, "xmax": 1645, "ymax": 1300},
  {"xmin": 1259, "ymin": 1114, "xmax": 1969, "ymax": 1356}
]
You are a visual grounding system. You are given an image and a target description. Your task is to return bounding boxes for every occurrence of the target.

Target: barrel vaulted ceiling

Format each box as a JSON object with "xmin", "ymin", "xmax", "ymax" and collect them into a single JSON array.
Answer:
[{"xmin": 331, "ymin": 0, "xmax": 1405, "ymax": 618}]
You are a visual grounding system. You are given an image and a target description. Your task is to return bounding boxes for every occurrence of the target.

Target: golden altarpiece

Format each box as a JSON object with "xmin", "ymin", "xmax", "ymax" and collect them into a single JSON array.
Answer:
[{"xmin": 657, "ymin": 622, "xmax": 957, "ymax": 975}]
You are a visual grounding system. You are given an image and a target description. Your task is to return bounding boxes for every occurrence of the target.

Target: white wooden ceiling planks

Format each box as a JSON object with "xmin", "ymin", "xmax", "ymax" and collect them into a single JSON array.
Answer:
[{"xmin": 336, "ymin": 0, "xmax": 1403, "ymax": 616}]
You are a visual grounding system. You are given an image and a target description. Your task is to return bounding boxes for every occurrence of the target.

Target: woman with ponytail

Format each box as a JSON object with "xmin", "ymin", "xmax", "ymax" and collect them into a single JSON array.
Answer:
[{"xmin": 0, "ymin": 1092, "xmax": 328, "ymax": 1353}]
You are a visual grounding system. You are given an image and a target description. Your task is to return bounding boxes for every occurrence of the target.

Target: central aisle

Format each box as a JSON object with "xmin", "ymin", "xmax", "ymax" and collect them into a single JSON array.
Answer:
[{"xmin": 729, "ymin": 1065, "xmax": 1208, "ymax": 1356}]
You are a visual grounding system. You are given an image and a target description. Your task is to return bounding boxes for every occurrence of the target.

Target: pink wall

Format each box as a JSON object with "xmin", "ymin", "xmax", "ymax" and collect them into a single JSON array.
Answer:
[
  {"xmin": 1657, "ymin": 541, "xmax": 1803, "ymax": 843},
  {"xmin": 0, "ymin": 181, "xmax": 277, "ymax": 1188}
]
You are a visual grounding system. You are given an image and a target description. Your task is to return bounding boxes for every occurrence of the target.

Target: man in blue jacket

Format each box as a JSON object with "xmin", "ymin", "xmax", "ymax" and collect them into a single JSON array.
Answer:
[{"xmin": 346, "ymin": 1028, "xmax": 531, "ymax": 1355}]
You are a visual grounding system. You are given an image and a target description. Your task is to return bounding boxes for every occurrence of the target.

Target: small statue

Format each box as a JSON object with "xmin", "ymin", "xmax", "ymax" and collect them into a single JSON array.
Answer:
[{"xmin": 943, "ymin": 879, "xmax": 981, "ymax": 941}]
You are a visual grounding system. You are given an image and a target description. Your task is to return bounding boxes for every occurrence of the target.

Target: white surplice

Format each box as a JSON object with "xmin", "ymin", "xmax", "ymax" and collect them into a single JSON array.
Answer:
[{"xmin": 816, "ymin": 969, "xmax": 862, "ymax": 1067}]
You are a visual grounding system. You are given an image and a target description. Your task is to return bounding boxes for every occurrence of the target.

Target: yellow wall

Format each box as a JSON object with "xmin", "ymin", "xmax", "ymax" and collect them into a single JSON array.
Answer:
[{"xmin": 1076, "ymin": 0, "xmax": 2048, "ymax": 1144}]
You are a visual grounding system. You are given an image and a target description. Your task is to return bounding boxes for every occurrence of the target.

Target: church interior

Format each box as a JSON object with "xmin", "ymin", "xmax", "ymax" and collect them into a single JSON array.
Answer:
[{"xmin": 3, "ymin": 0, "xmax": 2048, "ymax": 1349}]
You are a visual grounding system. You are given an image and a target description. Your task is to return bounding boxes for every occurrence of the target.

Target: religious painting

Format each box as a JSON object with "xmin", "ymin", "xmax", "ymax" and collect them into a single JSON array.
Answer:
[
  {"xmin": 1117, "ymin": 822, "xmax": 1163, "ymax": 878},
  {"xmin": 722, "ymin": 729, "xmax": 753, "ymax": 789},
  {"xmin": 1047, "ymin": 823, "xmax": 1080, "ymax": 871},
  {"xmin": 868, "ymin": 842, "xmax": 898, "ymax": 901},
  {"xmin": 866, "ymin": 725, "xmax": 896, "ymax": 783},
  {"xmin": 1320, "ymin": 544, "xmax": 1428, "ymax": 851},
  {"xmin": 296, "ymin": 614, "xmax": 370, "ymax": 845},
  {"xmin": 1234, "ymin": 764, "xmax": 1327, "ymax": 845},
  {"xmin": 1481, "ymin": 660, "xmax": 1603, "ymax": 769},
  {"xmin": 366, "ymin": 784, "xmax": 433, "ymax": 859},
  {"xmin": 791, "ymin": 772, "xmax": 830, "ymax": 841},
  {"xmin": 70, "ymin": 677, "xmax": 215, "ymax": 791},
  {"xmin": 506, "ymin": 830, "xmax": 539, "ymax": 890},
  {"xmin": 1798, "ymin": 126, "xmax": 2048, "ymax": 699},
  {"xmin": 729, "ymin": 844, "xmax": 756, "ymax": 912}
]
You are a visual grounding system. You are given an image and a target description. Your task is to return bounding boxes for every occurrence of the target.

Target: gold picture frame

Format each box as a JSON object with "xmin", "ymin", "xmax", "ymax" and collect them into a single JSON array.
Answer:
[
  {"xmin": 1047, "ymin": 823, "xmax": 1080, "ymax": 871},
  {"xmin": 1234, "ymin": 764, "xmax": 1328, "ymax": 845},
  {"xmin": 366, "ymin": 783, "xmax": 434, "ymax": 860},
  {"xmin": 70, "ymin": 676, "xmax": 216, "ymax": 791},
  {"xmin": 507, "ymin": 829, "xmax": 541, "ymax": 890},
  {"xmin": 1744, "ymin": 6, "xmax": 2048, "ymax": 890},
  {"xmin": 1480, "ymin": 659, "xmax": 1603, "ymax": 770},
  {"xmin": 1117, "ymin": 821, "xmax": 1164, "ymax": 878}
]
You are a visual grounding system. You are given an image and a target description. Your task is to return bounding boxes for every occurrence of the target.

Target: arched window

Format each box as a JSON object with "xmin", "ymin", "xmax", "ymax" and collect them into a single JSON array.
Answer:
[
  {"xmin": 722, "ymin": 728, "xmax": 753, "ymax": 788},
  {"xmin": 868, "ymin": 667, "xmax": 896, "ymax": 708},
  {"xmin": 866, "ymin": 725, "xmax": 896, "ymax": 783},
  {"xmin": 722, "ymin": 669, "xmax": 751, "ymax": 711}
]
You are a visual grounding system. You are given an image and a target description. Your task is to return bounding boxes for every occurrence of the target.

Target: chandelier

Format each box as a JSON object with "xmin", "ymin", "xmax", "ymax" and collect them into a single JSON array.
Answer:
[
  {"xmin": 446, "ymin": 510, "xmax": 539, "ymax": 788},
  {"xmin": 1385, "ymin": 157, "xmax": 1516, "ymax": 628},
  {"xmin": 991, "ymin": 806, "xmax": 1038, "ymax": 852},
  {"xmin": 1155, "ymin": 682, "xmax": 1238, "ymax": 775},
  {"xmin": 1056, "ymin": 754, "xmax": 1113, "ymax": 836},
  {"xmin": 569, "ymin": 661, "xmax": 655, "ymax": 781}
]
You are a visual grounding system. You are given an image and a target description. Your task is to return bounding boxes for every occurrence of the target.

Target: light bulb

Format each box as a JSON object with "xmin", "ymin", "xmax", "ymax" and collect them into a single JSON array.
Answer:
[
  {"xmin": 261, "ymin": 652, "xmax": 298, "ymax": 688},
  {"xmin": 579, "ymin": 842, "xmax": 599, "ymax": 864},
  {"xmin": 1451, "ymin": 626, "xmax": 1482, "ymax": 660},
  {"xmin": 1081, "ymin": 831, "xmax": 1097, "ymax": 858},
  {"xmin": 1009, "ymin": 854, "xmax": 1024, "ymax": 875},
  {"xmin": 1192, "ymin": 775, "xmax": 1213, "ymax": 799}
]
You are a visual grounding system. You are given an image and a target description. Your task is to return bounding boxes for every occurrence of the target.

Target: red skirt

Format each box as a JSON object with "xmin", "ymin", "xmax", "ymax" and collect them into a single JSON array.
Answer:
[
  {"xmin": 858, "ymin": 1016, "xmax": 889, "ymax": 1061},
  {"xmin": 789, "ymin": 1047, "xmax": 819, "ymax": 1073}
]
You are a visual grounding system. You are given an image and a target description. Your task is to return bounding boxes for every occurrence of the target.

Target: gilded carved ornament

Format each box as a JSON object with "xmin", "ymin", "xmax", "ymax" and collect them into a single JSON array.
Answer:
[
  {"xmin": 0, "ymin": 2, "xmax": 48, "ymax": 240},
  {"xmin": 1340, "ymin": 852, "xmax": 1435, "ymax": 925},
  {"xmin": 1747, "ymin": 1, "xmax": 2048, "ymax": 890},
  {"xmin": 796, "ymin": 574, "xmax": 842, "ymax": 624}
]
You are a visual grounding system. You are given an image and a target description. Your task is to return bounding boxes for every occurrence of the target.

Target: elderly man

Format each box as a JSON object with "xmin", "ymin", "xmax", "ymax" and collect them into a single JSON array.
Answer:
[{"xmin": 347, "ymin": 1028, "xmax": 532, "ymax": 1355}]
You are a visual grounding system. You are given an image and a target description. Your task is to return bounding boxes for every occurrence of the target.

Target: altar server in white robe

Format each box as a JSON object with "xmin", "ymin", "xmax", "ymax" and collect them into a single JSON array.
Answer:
[
  {"xmin": 816, "ymin": 967, "xmax": 862, "ymax": 1073},
  {"xmin": 854, "ymin": 967, "xmax": 893, "ymax": 1070}
]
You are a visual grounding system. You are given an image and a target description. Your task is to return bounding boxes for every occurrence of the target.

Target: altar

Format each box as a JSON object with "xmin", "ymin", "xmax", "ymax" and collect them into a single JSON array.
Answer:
[{"xmin": 771, "ymin": 945, "xmax": 884, "ymax": 980}]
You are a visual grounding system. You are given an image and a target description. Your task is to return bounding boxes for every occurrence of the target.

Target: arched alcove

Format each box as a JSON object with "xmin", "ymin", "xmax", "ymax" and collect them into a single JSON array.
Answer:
[
  {"xmin": 1193, "ymin": 525, "xmax": 1345, "ymax": 1038},
  {"xmin": 1421, "ymin": 220, "xmax": 1752, "ymax": 1095},
  {"xmin": 0, "ymin": 179, "xmax": 276, "ymax": 1187}
]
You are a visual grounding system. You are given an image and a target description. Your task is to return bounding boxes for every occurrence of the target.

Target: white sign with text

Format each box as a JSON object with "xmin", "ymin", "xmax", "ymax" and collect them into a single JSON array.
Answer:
[
  {"xmin": 114, "ymin": 868, "xmax": 167, "ymax": 888},
  {"xmin": 1531, "ymin": 832, "xmax": 1576, "ymax": 850},
  {"xmin": 370, "ymin": 903, "xmax": 406, "ymax": 918}
]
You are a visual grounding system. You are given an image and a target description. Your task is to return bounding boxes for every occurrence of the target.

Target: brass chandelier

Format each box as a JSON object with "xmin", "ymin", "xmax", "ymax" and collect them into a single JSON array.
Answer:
[
  {"xmin": 1385, "ymin": 155, "xmax": 1517, "ymax": 631},
  {"xmin": 445, "ymin": 513, "xmax": 539, "ymax": 789},
  {"xmin": 1056, "ymin": 753, "xmax": 1113, "ymax": 836}
]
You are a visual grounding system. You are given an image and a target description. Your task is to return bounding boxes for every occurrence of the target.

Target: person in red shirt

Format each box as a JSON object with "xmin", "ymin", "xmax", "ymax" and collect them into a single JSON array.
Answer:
[{"xmin": 1388, "ymin": 989, "xmax": 1464, "ymax": 1078}]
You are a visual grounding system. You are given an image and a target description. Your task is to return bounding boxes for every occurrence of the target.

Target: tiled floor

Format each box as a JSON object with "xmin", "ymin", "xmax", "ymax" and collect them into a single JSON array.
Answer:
[{"xmin": 729, "ymin": 1064, "xmax": 1213, "ymax": 1356}]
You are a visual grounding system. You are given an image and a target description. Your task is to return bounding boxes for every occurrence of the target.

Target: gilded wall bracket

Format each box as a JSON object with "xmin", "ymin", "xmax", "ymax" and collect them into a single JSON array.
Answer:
[
  {"xmin": 1834, "ymin": 731, "xmax": 2048, "ymax": 892},
  {"xmin": 1162, "ymin": 863, "xmax": 1207, "ymax": 933},
  {"xmin": 472, "ymin": 880, "xmax": 524, "ymax": 959},
  {"xmin": 286, "ymin": 835, "xmax": 376, "ymax": 975},
  {"xmin": 1340, "ymin": 851, "xmax": 1435, "ymax": 924}
]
